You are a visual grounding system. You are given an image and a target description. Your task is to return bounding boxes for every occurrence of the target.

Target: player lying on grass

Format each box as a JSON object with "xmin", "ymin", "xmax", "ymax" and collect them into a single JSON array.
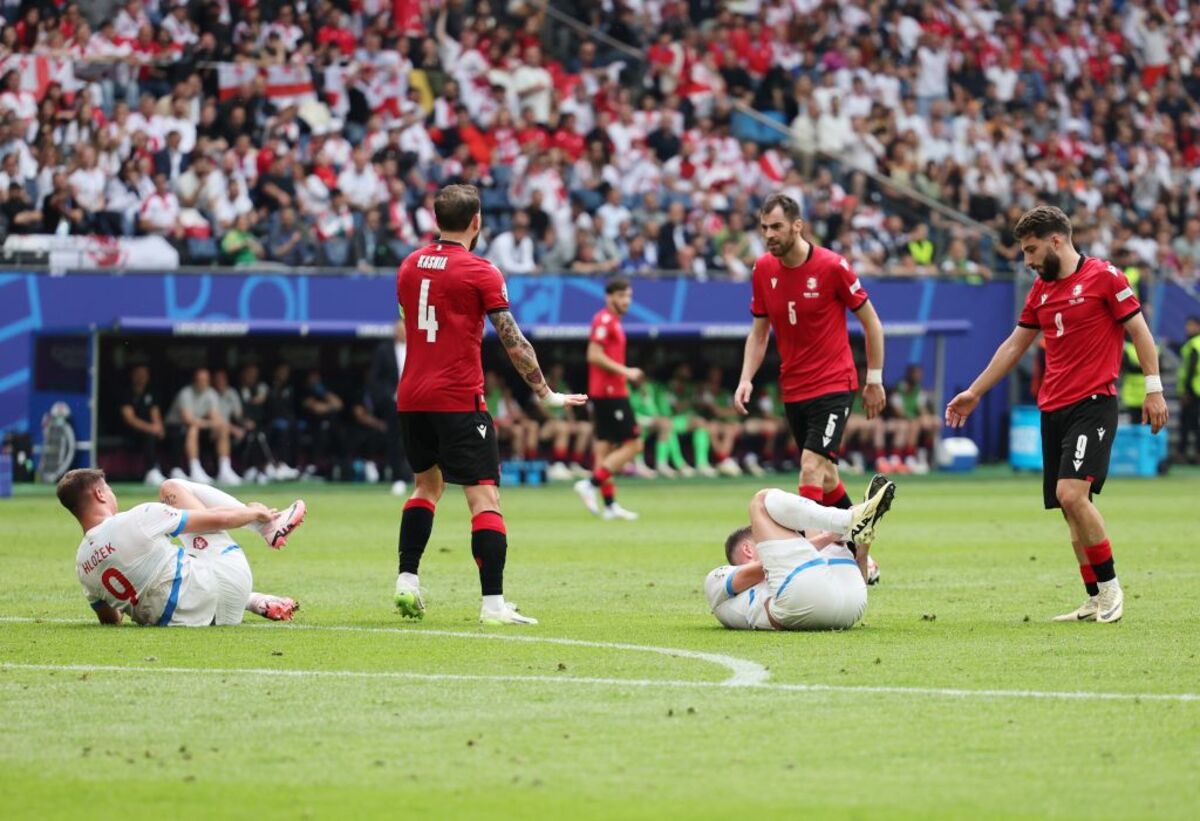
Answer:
[
  {"xmin": 57, "ymin": 469, "xmax": 305, "ymax": 627},
  {"xmin": 705, "ymin": 475, "xmax": 895, "ymax": 631}
]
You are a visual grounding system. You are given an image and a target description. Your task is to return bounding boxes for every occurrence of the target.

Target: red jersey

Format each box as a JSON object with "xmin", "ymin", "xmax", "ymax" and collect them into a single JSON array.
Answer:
[
  {"xmin": 750, "ymin": 245, "xmax": 869, "ymax": 403},
  {"xmin": 396, "ymin": 241, "xmax": 509, "ymax": 412},
  {"xmin": 587, "ymin": 307, "xmax": 628, "ymax": 398},
  {"xmin": 1017, "ymin": 255, "xmax": 1140, "ymax": 412}
]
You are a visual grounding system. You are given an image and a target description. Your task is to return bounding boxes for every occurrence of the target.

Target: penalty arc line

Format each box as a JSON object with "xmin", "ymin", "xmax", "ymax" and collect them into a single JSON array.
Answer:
[
  {"xmin": 1, "ymin": 662, "xmax": 1198, "ymax": 703},
  {"xmin": 1, "ymin": 618, "xmax": 1199, "ymax": 702},
  {"xmin": 0, "ymin": 616, "xmax": 769, "ymax": 686}
]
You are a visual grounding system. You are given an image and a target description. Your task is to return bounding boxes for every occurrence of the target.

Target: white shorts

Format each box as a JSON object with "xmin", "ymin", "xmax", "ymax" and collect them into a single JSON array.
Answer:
[
  {"xmin": 758, "ymin": 538, "xmax": 867, "ymax": 631},
  {"xmin": 166, "ymin": 531, "xmax": 254, "ymax": 627}
]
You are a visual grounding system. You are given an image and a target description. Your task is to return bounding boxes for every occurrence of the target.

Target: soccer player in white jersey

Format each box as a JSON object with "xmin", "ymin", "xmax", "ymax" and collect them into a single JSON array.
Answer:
[
  {"xmin": 58, "ymin": 469, "xmax": 307, "ymax": 627},
  {"xmin": 705, "ymin": 476, "xmax": 895, "ymax": 631}
]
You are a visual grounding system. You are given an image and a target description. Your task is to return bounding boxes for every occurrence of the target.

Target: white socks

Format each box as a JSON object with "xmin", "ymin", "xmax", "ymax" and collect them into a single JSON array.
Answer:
[
  {"xmin": 481, "ymin": 594, "xmax": 505, "ymax": 611},
  {"xmin": 764, "ymin": 489, "xmax": 853, "ymax": 535},
  {"xmin": 398, "ymin": 572, "xmax": 419, "ymax": 588}
]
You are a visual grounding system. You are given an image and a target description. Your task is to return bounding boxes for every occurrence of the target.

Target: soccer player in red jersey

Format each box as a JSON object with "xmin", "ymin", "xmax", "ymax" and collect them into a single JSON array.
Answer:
[
  {"xmin": 735, "ymin": 194, "xmax": 887, "ymax": 515},
  {"xmin": 392, "ymin": 185, "xmax": 586, "ymax": 625},
  {"xmin": 574, "ymin": 277, "xmax": 645, "ymax": 521},
  {"xmin": 946, "ymin": 206, "xmax": 1168, "ymax": 624}
]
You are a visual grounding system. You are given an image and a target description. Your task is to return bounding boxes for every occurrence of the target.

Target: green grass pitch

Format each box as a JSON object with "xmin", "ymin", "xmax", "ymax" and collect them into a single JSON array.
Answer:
[{"xmin": 2, "ymin": 469, "xmax": 1198, "ymax": 819}]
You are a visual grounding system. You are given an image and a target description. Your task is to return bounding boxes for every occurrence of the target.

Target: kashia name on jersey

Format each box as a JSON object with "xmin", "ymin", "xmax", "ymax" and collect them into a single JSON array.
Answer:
[
  {"xmin": 416, "ymin": 255, "xmax": 448, "ymax": 270},
  {"xmin": 79, "ymin": 543, "xmax": 116, "ymax": 575}
]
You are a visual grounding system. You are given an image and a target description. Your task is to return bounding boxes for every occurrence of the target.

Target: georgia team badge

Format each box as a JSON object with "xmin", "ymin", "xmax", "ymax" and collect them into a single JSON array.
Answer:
[
  {"xmin": 806, "ymin": 277, "xmax": 817, "ymax": 290},
  {"xmin": 1072, "ymin": 284, "xmax": 1083, "ymax": 297},
  {"xmin": 192, "ymin": 536, "xmax": 209, "ymax": 551}
]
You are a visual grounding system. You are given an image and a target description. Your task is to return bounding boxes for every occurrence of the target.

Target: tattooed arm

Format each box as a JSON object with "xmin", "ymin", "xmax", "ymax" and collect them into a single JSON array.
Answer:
[{"xmin": 489, "ymin": 309, "xmax": 587, "ymax": 407}]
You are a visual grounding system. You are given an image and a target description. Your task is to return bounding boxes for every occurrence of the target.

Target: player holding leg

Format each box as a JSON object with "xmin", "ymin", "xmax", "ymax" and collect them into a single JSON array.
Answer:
[
  {"xmin": 393, "ymin": 185, "xmax": 586, "ymax": 624},
  {"xmin": 946, "ymin": 206, "xmax": 1168, "ymax": 623},
  {"xmin": 575, "ymin": 277, "xmax": 644, "ymax": 521},
  {"xmin": 735, "ymin": 194, "xmax": 886, "ymax": 513},
  {"xmin": 58, "ymin": 469, "xmax": 304, "ymax": 626},
  {"xmin": 705, "ymin": 477, "xmax": 895, "ymax": 631}
]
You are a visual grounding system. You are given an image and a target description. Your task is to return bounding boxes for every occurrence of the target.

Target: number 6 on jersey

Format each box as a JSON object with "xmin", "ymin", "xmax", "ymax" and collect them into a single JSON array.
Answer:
[{"xmin": 418, "ymin": 278, "xmax": 439, "ymax": 342}]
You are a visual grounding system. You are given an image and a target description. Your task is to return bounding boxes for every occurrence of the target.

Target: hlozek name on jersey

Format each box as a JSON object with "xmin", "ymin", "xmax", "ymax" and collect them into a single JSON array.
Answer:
[
  {"xmin": 416, "ymin": 255, "xmax": 448, "ymax": 271},
  {"xmin": 80, "ymin": 543, "xmax": 116, "ymax": 574}
]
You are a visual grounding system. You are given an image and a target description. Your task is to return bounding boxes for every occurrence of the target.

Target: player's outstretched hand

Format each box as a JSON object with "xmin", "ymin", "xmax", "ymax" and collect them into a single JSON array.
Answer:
[
  {"xmin": 733, "ymin": 380, "xmax": 753, "ymax": 415},
  {"xmin": 246, "ymin": 502, "xmax": 275, "ymax": 522},
  {"xmin": 626, "ymin": 367, "xmax": 646, "ymax": 385},
  {"xmin": 863, "ymin": 383, "xmax": 886, "ymax": 419},
  {"xmin": 944, "ymin": 390, "xmax": 978, "ymax": 428},
  {"xmin": 1143, "ymin": 392, "xmax": 1168, "ymax": 434},
  {"xmin": 541, "ymin": 391, "xmax": 588, "ymax": 408}
]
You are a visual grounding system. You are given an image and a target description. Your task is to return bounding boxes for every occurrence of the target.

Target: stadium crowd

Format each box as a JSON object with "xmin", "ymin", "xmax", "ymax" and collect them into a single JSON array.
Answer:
[{"xmin": 0, "ymin": 0, "xmax": 1196, "ymax": 283}]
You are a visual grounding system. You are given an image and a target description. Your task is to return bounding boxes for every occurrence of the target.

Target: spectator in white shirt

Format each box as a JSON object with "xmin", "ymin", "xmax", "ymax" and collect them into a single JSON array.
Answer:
[
  {"xmin": 139, "ymin": 172, "xmax": 184, "ymax": 239},
  {"xmin": 68, "ymin": 146, "xmax": 114, "ymax": 232},
  {"xmin": 511, "ymin": 45, "xmax": 554, "ymax": 124},
  {"xmin": 488, "ymin": 211, "xmax": 539, "ymax": 275},
  {"xmin": 103, "ymin": 159, "xmax": 151, "ymax": 236},
  {"xmin": 212, "ymin": 178, "xmax": 254, "ymax": 233},
  {"xmin": 336, "ymin": 147, "xmax": 384, "ymax": 212},
  {"xmin": 596, "ymin": 187, "xmax": 632, "ymax": 242}
]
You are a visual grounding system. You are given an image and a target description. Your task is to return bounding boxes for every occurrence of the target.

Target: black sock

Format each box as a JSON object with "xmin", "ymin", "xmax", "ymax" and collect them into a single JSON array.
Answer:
[
  {"xmin": 471, "ymin": 511, "xmax": 507, "ymax": 596},
  {"xmin": 398, "ymin": 499, "xmax": 435, "ymax": 575}
]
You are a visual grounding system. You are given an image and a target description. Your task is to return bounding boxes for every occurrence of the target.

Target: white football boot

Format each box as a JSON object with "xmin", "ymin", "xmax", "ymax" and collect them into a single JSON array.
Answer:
[
  {"xmin": 393, "ymin": 573, "xmax": 426, "ymax": 620},
  {"xmin": 602, "ymin": 503, "xmax": 639, "ymax": 521},
  {"xmin": 1094, "ymin": 583, "xmax": 1124, "ymax": 623},
  {"xmin": 573, "ymin": 479, "xmax": 600, "ymax": 515},
  {"xmin": 1052, "ymin": 596, "xmax": 1098, "ymax": 622},
  {"xmin": 480, "ymin": 600, "xmax": 538, "ymax": 625}
]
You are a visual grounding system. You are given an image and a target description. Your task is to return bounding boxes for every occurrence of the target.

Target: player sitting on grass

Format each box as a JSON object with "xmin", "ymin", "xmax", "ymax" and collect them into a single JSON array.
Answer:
[
  {"xmin": 705, "ymin": 475, "xmax": 895, "ymax": 631},
  {"xmin": 57, "ymin": 469, "xmax": 305, "ymax": 627}
]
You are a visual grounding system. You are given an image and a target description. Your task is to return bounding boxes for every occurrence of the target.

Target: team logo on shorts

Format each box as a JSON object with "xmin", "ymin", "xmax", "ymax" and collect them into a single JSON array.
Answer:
[
  {"xmin": 476, "ymin": 424, "xmax": 487, "ymax": 439},
  {"xmin": 192, "ymin": 536, "xmax": 209, "ymax": 551}
]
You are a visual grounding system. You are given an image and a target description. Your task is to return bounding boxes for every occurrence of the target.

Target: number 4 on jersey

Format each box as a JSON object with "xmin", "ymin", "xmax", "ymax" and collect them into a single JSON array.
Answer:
[{"xmin": 418, "ymin": 278, "xmax": 439, "ymax": 342}]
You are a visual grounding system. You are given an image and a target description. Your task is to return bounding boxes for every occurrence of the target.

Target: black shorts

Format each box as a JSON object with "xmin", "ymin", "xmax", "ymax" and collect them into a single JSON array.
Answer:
[
  {"xmin": 1040, "ymin": 394, "xmax": 1118, "ymax": 509},
  {"xmin": 592, "ymin": 397, "xmax": 639, "ymax": 444},
  {"xmin": 784, "ymin": 391, "xmax": 854, "ymax": 461},
  {"xmin": 398, "ymin": 409, "xmax": 500, "ymax": 486}
]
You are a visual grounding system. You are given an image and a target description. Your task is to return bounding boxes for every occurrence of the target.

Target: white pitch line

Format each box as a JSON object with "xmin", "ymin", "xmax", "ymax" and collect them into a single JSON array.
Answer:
[
  {"xmin": 1, "ymin": 662, "xmax": 1198, "ymax": 703},
  {"xmin": 0, "ymin": 616, "xmax": 768, "ymax": 687}
]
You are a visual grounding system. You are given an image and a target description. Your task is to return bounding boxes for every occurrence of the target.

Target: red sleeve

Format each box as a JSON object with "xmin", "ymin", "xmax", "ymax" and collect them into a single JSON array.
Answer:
[
  {"xmin": 589, "ymin": 313, "xmax": 608, "ymax": 344},
  {"xmin": 832, "ymin": 254, "xmax": 869, "ymax": 311},
  {"xmin": 1102, "ymin": 263, "xmax": 1141, "ymax": 322},
  {"xmin": 477, "ymin": 260, "xmax": 510, "ymax": 313},
  {"xmin": 1017, "ymin": 282, "xmax": 1041, "ymax": 329},
  {"xmin": 750, "ymin": 260, "xmax": 766, "ymax": 317}
]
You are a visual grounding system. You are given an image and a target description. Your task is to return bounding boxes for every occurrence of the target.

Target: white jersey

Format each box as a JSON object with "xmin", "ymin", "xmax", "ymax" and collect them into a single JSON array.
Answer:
[
  {"xmin": 705, "ymin": 566, "xmax": 773, "ymax": 630},
  {"xmin": 76, "ymin": 503, "xmax": 189, "ymax": 626},
  {"xmin": 706, "ymin": 539, "xmax": 867, "ymax": 632}
]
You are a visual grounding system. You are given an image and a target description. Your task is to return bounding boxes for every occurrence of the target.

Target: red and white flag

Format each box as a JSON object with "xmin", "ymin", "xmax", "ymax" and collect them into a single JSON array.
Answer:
[
  {"xmin": 0, "ymin": 55, "xmax": 77, "ymax": 99},
  {"xmin": 264, "ymin": 64, "xmax": 316, "ymax": 108},
  {"xmin": 216, "ymin": 62, "xmax": 259, "ymax": 101},
  {"xmin": 758, "ymin": 149, "xmax": 788, "ymax": 184}
]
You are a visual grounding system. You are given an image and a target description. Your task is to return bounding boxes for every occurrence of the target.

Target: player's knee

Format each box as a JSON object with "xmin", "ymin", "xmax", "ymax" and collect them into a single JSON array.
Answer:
[
  {"xmin": 159, "ymin": 478, "xmax": 185, "ymax": 503},
  {"xmin": 750, "ymin": 488, "xmax": 772, "ymax": 520},
  {"xmin": 1055, "ymin": 482, "xmax": 1087, "ymax": 511}
]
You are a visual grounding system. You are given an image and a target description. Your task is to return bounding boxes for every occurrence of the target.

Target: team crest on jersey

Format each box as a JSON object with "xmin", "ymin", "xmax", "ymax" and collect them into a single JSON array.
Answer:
[
  {"xmin": 806, "ymin": 276, "xmax": 818, "ymax": 290},
  {"xmin": 770, "ymin": 277, "xmax": 778, "ymax": 289},
  {"xmin": 192, "ymin": 536, "xmax": 209, "ymax": 551},
  {"xmin": 1072, "ymin": 284, "xmax": 1083, "ymax": 297}
]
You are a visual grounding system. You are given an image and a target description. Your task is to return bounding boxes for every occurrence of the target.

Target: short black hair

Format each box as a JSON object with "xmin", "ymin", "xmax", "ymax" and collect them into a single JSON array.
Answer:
[
  {"xmin": 759, "ymin": 193, "xmax": 801, "ymax": 222},
  {"xmin": 1013, "ymin": 205, "xmax": 1072, "ymax": 241},
  {"xmin": 724, "ymin": 526, "xmax": 752, "ymax": 564},
  {"xmin": 605, "ymin": 276, "xmax": 631, "ymax": 295},
  {"xmin": 434, "ymin": 184, "xmax": 481, "ymax": 232}
]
